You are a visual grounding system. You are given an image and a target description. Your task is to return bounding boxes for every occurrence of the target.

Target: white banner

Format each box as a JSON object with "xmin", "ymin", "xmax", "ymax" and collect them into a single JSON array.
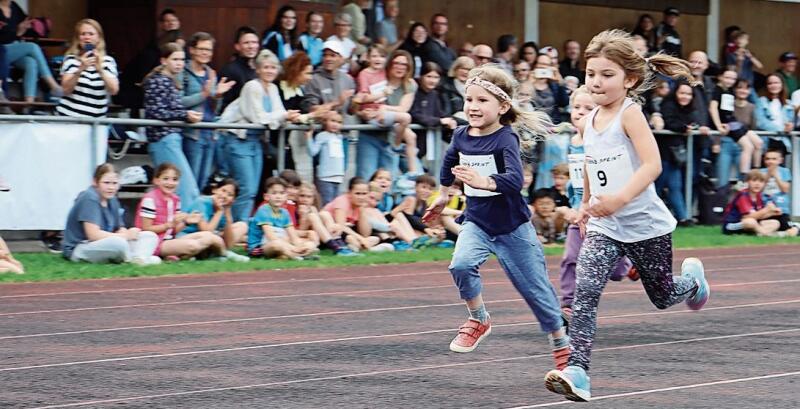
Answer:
[{"xmin": 0, "ymin": 123, "xmax": 108, "ymax": 230}]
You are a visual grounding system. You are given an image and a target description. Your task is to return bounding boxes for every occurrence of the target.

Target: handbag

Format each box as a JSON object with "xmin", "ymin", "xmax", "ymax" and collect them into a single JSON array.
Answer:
[{"xmin": 668, "ymin": 144, "xmax": 687, "ymax": 167}]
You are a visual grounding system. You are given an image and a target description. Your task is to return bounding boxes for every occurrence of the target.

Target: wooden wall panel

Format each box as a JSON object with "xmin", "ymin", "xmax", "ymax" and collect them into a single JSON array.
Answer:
[
  {"xmin": 158, "ymin": 0, "xmax": 339, "ymax": 70},
  {"xmin": 396, "ymin": 0, "xmax": 525, "ymax": 54},
  {"xmin": 719, "ymin": 0, "xmax": 800, "ymax": 73},
  {"xmin": 539, "ymin": 2, "xmax": 706, "ymax": 61}
]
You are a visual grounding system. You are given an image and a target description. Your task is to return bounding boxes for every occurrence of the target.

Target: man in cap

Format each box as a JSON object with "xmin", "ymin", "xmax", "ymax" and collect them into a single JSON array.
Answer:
[
  {"xmin": 777, "ymin": 52, "xmax": 798, "ymax": 95},
  {"xmin": 300, "ymin": 40, "xmax": 355, "ymax": 116},
  {"xmin": 656, "ymin": 7, "xmax": 682, "ymax": 57}
]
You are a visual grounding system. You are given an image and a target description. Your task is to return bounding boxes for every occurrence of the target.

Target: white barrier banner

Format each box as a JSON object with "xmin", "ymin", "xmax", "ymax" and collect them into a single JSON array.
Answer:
[{"xmin": 0, "ymin": 123, "xmax": 108, "ymax": 230}]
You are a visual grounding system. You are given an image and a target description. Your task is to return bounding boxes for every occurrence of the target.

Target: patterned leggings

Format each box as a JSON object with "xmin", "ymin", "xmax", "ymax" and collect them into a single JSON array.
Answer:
[{"xmin": 567, "ymin": 232, "xmax": 698, "ymax": 371}]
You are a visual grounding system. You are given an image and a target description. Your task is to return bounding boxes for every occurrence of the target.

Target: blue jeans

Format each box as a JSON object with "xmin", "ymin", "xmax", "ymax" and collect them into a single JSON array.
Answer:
[
  {"xmin": 356, "ymin": 131, "xmax": 398, "ymax": 180},
  {"xmin": 316, "ymin": 180, "xmax": 340, "ymax": 206},
  {"xmin": 183, "ymin": 129, "xmax": 215, "ymax": 192},
  {"xmin": 715, "ymin": 136, "xmax": 741, "ymax": 187},
  {"xmin": 4, "ymin": 42, "xmax": 53, "ymax": 98},
  {"xmin": 656, "ymin": 159, "xmax": 688, "ymax": 221},
  {"xmin": 147, "ymin": 132, "xmax": 200, "ymax": 207},
  {"xmin": 0, "ymin": 45, "xmax": 8, "ymax": 92},
  {"xmin": 214, "ymin": 131, "xmax": 229, "ymax": 176},
  {"xmin": 227, "ymin": 131, "xmax": 263, "ymax": 222},
  {"xmin": 449, "ymin": 221, "xmax": 563, "ymax": 333}
]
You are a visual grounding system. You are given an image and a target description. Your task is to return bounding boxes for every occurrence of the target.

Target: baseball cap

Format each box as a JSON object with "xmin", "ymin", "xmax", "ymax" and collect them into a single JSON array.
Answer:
[
  {"xmin": 322, "ymin": 40, "xmax": 344, "ymax": 56},
  {"xmin": 779, "ymin": 52, "xmax": 797, "ymax": 62},
  {"xmin": 664, "ymin": 7, "xmax": 680, "ymax": 16}
]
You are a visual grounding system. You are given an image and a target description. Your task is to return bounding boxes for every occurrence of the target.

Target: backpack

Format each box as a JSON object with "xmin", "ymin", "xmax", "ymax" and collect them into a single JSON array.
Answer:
[{"xmin": 23, "ymin": 17, "xmax": 52, "ymax": 38}]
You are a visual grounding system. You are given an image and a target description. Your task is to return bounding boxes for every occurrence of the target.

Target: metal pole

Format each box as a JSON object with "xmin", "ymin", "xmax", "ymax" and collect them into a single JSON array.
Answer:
[
  {"xmin": 685, "ymin": 132, "xmax": 694, "ymax": 217},
  {"xmin": 793, "ymin": 134, "xmax": 800, "ymax": 217},
  {"xmin": 277, "ymin": 128, "xmax": 286, "ymax": 173},
  {"xmin": 433, "ymin": 127, "xmax": 443, "ymax": 181},
  {"xmin": 90, "ymin": 120, "xmax": 99, "ymax": 172}
]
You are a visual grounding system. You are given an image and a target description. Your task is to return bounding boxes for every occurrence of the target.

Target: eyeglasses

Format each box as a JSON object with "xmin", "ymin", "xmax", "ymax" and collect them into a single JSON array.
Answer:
[{"xmin": 392, "ymin": 62, "xmax": 409, "ymax": 67}]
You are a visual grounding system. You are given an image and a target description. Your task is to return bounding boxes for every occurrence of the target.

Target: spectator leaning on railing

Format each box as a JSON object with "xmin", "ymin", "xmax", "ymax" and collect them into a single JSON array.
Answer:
[
  {"xmin": 56, "ymin": 19, "xmax": 118, "ymax": 118},
  {"xmin": 143, "ymin": 42, "xmax": 202, "ymax": 207},
  {"xmin": 219, "ymin": 49, "xmax": 301, "ymax": 222}
]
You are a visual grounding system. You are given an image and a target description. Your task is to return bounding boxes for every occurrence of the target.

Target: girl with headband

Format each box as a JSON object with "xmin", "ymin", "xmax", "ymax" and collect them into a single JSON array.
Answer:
[{"xmin": 423, "ymin": 64, "xmax": 570, "ymax": 371}]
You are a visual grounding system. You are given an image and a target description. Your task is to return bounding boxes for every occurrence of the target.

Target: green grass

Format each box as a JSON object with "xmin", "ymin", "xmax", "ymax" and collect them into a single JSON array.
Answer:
[{"xmin": 4, "ymin": 225, "xmax": 800, "ymax": 284}]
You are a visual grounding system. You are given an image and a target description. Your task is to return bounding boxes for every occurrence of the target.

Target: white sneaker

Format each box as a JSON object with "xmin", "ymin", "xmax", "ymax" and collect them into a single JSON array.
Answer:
[
  {"xmin": 368, "ymin": 243, "xmax": 395, "ymax": 252},
  {"xmin": 131, "ymin": 256, "xmax": 162, "ymax": 266},
  {"xmin": 225, "ymin": 250, "xmax": 250, "ymax": 262}
]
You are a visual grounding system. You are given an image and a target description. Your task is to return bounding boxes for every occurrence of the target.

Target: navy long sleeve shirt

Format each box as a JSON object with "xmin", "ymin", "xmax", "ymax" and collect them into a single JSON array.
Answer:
[{"xmin": 440, "ymin": 125, "xmax": 531, "ymax": 236}]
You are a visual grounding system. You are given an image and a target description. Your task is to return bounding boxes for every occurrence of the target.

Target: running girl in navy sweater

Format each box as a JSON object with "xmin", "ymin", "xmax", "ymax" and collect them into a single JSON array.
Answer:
[{"xmin": 423, "ymin": 64, "xmax": 570, "ymax": 370}]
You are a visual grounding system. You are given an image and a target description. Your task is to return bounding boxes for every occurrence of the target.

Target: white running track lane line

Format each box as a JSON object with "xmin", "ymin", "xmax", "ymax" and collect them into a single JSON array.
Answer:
[
  {"xmin": 2, "ymin": 299, "xmax": 798, "ymax": 372},
  {"xmin": 2, "ymin": 291, "xmax": 799, "ymax": 341},
  {"xmin": 4, "ymin": 249, "xmax": 800, "ymax": 300},
  {"xmin": 3, "ymin": 275, "xmax": 800, "ymax": 317},
  {"xmin": 27, "ymin": 328, "xmax": 800, "ymax": 408},
  {"xmin": 505, "ymin": 371, "xmax": 800, "ymax": 408}
]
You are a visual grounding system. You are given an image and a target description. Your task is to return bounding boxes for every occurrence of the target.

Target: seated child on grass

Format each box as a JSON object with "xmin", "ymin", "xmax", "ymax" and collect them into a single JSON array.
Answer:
[
  {"xmin": 531, "ymin": 188, "xmax": 567, "ymax": 245},
  {"xmin": 722, "ymin": 169, "xmax": 798, "ymax": 237},
  {"xmin": 320, "ymin": 177, "xmax": 386, "ymax": 252},
  {"xmin": 181, "ymin": 177, "xmax": 249, "ymax": 258},
  {"xmin": 392, "ymin": 174, "xmax": 446, "ymax": 247},
  {"xmin": 761, "ymin": 148, "xmax": 792, "ymax": 216},
  {"xmin": 247, "ymin": 177, "xmax": 320, "ymax": 259},
  {"xmin": 0, "ymin": 235, "xmax": 24, "ymax": 274},
  {"xmin": 296, "ymin": 182, "xmax": 356, "ymax": 256}
]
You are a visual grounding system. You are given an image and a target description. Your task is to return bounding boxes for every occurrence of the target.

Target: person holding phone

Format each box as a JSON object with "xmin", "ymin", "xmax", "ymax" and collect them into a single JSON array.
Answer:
[
  {"xmin": 56, "ymin": 19, "xmax": 119, "ymax": 117},
  {"xmin": 531, "ymin": 52, "xmax": 569, "ymax": 123}
]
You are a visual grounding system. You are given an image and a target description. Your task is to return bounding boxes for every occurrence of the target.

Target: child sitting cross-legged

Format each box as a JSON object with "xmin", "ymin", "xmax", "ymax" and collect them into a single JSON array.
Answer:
[
  {"xmin": 296, "ymin": 182, "xmax": 358, "ymax": 256},
  {"xmin": 722, "ymin": 169, "xmax": 798, "ymax": 237},
  {"xmin": 180, "ymin": 177, "xmax": 250, "ymax": 261},
  {"xmin": 247, "ymin": 177, "xmax": 321, "ymax": 259},
  {"xmin": 531, "ymin": 188, "xmax": 567, "ymax": 245},
  {"xmin": 391, "ymin": 174, "xmax": 447, "ymax": 248}
]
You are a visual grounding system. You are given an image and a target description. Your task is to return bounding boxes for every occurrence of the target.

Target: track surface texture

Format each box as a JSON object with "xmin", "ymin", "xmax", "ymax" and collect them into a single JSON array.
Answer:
[{"xmin": 1, "ymin": 245, "xmax": 799, "ymax": 408}]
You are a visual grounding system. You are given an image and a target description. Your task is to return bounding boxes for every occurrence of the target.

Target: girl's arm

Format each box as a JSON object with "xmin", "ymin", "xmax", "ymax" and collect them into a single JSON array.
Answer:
[
  {"xmin": 356, "ymin": 210, "xmax": 373, "ymax": 237},
  {"xmin": 285, "ymin": 225, "xmax": 302, "ymax": 246},
  {"xmin": 708, "ymin": 100, "xmax": 726, "ymax": 132},
  {"xmin": 221, "ymin": 207, "xmax": 236, "ymax": 246},
  {"xmin": 140, "ymin": 217, "xmax": 172, "ymax": 234},
  {"xmin": 332, "ymin": 207, "xmax": 349, "ymax": 226},
  {"xmin": 83, "ymin": 222, "xmax": 129, "ymax": 242},
  {"xmin": 615, "ymin": 105, "xmax": 662, "ymax": 203},
  {"xmin": 391, "ymin": 196, "xmax": 415, "ymax": 217},
  {"xmin": 306, "ymin": 131, "xmax": 325, "ymax": 157},
  {"xmin": 261, "ymin": 224, "xmax": 281, "ymax": 242},
  {"xmin": 145, "ymin": 76, "xmax": 189, "ymax": 121},
  {"xmin": 198, "ymin": 209, "xmax": 224, "ymax": 232}
]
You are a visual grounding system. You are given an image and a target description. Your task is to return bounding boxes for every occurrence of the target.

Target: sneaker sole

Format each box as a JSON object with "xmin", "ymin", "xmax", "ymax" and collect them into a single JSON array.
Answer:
[
  {"xmin": 544, "ymin": 370, "xmax": 590, "ymax": 402},
  {"xmin": 449, "ymin": 325, "xmax": 491, "ymax": 353}
]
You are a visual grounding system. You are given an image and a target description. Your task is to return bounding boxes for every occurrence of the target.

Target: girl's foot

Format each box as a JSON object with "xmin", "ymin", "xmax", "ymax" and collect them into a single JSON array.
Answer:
[
  {"xmin": 682, "ymin": 257, "xmax": 709, "ymax": 310},
  {"xmin": 449, "ymin": 318, "xmax": 491, "ymax": 353},
  {"xmin": 545, "ymin": 365, "xmax": 591, "ymax": 402}
]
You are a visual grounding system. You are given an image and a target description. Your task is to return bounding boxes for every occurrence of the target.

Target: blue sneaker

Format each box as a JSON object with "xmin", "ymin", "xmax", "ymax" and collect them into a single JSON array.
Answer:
[
  {"xmin": 335, "ymin": 248, "xmax": 361, "ymax": 257},
  {"xmin": 392, "ymin": 240, "xmax": 412, "ymax": 251},
  {"xmin": 434, "ymin": 239, "xmax": 455, "ymax": 248},
  {"xmin": 544, "ymin": 365, "xmax": 591, "ymax": 402},
  {"xmin": 411, "ymin": 235, "xmax": 432, "ymax": 249},
  {"xmin": 681, "ymin": 257, "xmax": 709, "ymax": 310}
]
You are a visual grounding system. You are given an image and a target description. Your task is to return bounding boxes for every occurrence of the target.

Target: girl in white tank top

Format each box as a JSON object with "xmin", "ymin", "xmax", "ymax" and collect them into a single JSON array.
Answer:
[{"xmin": 544, "ymin": 29, "xmax": 710, "ymax": 403}]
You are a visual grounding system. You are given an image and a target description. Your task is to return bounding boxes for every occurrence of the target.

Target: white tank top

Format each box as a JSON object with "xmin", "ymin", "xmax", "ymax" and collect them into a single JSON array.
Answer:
[{"xmin": 583, "ymin": 98, "xmax": 676, "ymax": 243}]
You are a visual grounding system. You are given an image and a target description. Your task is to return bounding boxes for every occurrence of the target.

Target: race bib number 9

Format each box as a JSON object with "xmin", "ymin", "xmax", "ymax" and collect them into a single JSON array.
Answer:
[
  {"xmin": 459, "ymin": 152, "xmax": 501, "ymax": 197},
  {"xmin": 586, "ymin": 146, "xmax": 634, "ymax": 196},
  {"xmin": 567, "ymin": 153, "xmax": 585, "ymax": 186}
]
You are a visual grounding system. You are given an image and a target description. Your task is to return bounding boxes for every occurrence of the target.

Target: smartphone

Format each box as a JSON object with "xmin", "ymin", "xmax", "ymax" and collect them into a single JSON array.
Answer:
[
  {"xmin": 533, "ymin": 68, "xmax": 552, "ymax": 79},
  {"xmin": 83, "ymin": 43, "xmax": 95, "ymax": 55}
]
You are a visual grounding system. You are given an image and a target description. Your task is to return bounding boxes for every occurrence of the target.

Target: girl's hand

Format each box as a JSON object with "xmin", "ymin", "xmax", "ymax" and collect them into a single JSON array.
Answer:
[
  {"xmin": 422, "ymin": 195, "xmax": 449, "ymax": 224},
  {"xmin": 452, "ymin": 165, "xmax": 490, "ymax": 190},
  {"xmin": 440, "ymin": 117, "xmax": 457, "ymax": 129},
  {"xmin": 215, "ymin": 77, "xmax": 236, "ymax": 96},
  {"xmin": 212, "ymin": 195, "xmax": 226, "ymax": 210},
  {"xmin": 186, "ymin": 110, "xmax": 203, "ymax": 123},
  {"xmin": 79, "ymin": 52, "xmax": 97, "ymax": 71},
  {"xmin": 575, "ymin": 203, "xmax": 590, "ymax": 238},
  {"xmin": 784, "ymin": 122, "xmax": 794, "ymax": 133},
  {"xmin": 587, "ymin": 195, "xmax": 626, "ymax": 218},
  {"xmin": 698, "ymin": 126, "xmax": 711, "ymax": 136},
  {"xmin": 185, "ymin": 212, "xmax": 202, "ymax": 224},
  {"xmin": 718, "ymin": 124, "xmax": 730, "ymax": 135},
  {"xmin": 174, "ymin": 212, "xmax": 188, "ymax": 223},
  {"xmin": 330, "ymin": 223, "xmax": 344, "ymax": 236},
  {"xmin": 297, "ymin": 204, "xmax": 310, "ymax": 216}
]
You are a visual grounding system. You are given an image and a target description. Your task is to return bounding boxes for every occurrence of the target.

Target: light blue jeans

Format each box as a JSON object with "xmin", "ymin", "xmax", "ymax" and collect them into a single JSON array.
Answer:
[
  {"xmin": 656, "ymin": 159, "xmax": 688, "ymax": 221},
  {"xmin": 356, "ymin": 131, "xmax": 399, "ymax": 180},
  {"xmin": 715, "ymin": 136, "xmax": 741, "ymax": 188},
  {"xmin": 183, "ymin": 129, "xmax": 215, "ymax": 192},
  {"xmin": 449, "ymin": 221, "xmax": 563, "ymax": 333},
  {"xmin": 226, "ymin": 131, "xmax": 263, "ymax": 222},
  {"xmin": 147, "ymin": 132, "xmax": 200, "ymax": 207},
  {"xmin": 4, "ymin": 42, "xmax": 54, "ymax": 98}
]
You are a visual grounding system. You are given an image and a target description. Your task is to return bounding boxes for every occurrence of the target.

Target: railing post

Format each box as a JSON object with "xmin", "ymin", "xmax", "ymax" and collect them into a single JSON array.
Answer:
[
  {"xmin": 277, "ymin": 128, "xmax": 286, "ymax": 173},
  {"xmin": 433, "ymin": 127, "xmax": 443, "ymax": 181},
  {"xmin": 90, "ymin": 120, "xmax": 99, "ymax": 172},
  {"xmin": 685, "ymin": 132, "xmax": 694, "ymax": 216}
]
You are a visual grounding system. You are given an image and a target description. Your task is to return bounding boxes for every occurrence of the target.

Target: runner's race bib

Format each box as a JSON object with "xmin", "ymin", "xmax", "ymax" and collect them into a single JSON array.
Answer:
[
  {"xmin": 459, "ymin": 152, "xmax": 501, "ymax": 197},
  {"xmin": 586, "ymin": 145, "xmax": 634, "ymax": 195},
  {"xmin": 567, "ymin": 153, "xmax": 585, "ymax": 187}
]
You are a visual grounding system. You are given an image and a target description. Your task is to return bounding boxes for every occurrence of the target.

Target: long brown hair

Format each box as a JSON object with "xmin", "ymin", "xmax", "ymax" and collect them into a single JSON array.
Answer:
[
  {"xmin": 760, "ymin": 73, "xmax": 788, "ymax": 101},
  {"xmin": 66, "ymin": 19, "xmax": 107, "ymax": 62},
  {"xmin": 386, "ymin": 49, "xmax": 415, "ymax": 93},
  {"xmin": 584, "ymin": 29, "xmax": 697, "ymax": 99},
  {"xmin": 142, "ymin": 42, "xmax": 184, "ymax": 89}
]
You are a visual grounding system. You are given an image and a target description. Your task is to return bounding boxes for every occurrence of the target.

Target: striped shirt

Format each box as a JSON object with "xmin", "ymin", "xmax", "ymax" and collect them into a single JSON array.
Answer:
[{"xmin": 56, "ymin": 54, "xmax": 117, "ymax": 117}]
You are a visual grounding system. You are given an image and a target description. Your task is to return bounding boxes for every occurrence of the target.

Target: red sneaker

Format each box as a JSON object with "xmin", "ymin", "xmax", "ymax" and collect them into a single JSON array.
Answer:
[
  {"xmin": 553, "ymin": 346, "xmax": 570, "ymax": 370},
  {"xmin": 449, "ymin": 318, "xmax": 491, "ymax": 353},
  {"xmin": 627, "ymin": 266, "xmax": 640, "ymax": 281}
]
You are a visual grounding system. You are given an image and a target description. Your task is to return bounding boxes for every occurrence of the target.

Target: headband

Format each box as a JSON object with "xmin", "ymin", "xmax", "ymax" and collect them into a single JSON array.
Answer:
[{"xmin": 465, "ymin": 76, "xmax": 512, "ymax": 102}]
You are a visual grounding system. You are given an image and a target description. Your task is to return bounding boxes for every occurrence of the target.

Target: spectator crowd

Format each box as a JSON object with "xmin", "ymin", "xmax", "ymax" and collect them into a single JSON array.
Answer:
[{"xmin": 1, "ymin": 2, "xmax": 800, "ymax": 270}]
